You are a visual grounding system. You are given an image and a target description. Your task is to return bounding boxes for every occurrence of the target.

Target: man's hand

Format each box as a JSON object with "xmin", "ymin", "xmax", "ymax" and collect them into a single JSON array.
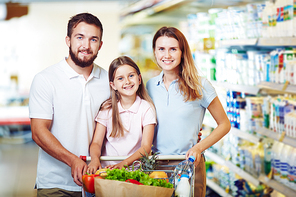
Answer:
[{"xmin": 71, "ymin": 157, "xmax": 88, "ymax": 186}]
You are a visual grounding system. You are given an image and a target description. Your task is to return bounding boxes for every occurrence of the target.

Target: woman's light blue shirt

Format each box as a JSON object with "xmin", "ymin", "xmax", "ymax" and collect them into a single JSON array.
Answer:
[{"xmin": 146, "ymin": 72, "xmax": 217, "ymax": 155}]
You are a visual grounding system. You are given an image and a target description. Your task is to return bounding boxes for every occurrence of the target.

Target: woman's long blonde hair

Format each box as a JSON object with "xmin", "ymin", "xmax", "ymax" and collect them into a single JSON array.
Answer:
[
  {"xmin": 100, "ymin": 56, "xmax": 155, "ymax": 138},
  {"xmin": 152, "ymin": 26, "xmax": 203, "ymax": 101}
]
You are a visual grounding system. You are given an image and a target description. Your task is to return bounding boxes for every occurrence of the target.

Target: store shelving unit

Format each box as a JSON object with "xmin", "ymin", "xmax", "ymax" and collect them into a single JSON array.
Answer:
[
  {"xmin": 258, "ymin": 176, "xmax": 296, "ymax": 197},
  {"xmin": 119, "ymin": 0, "xmax": 193, "ymax": 27},
  {"xmin": 211, "ymin": 81, "xmax": 260, "ymax": 95},
  {"xmin": 204, "ymin": 150, "xmax": 296, "ymax": 196},
  {"xmin": 119, "ymin": 1, "xmax": 296, "ymax": 195},
  {"xmin": 204, "ymin": 75, "xmax": 296, "ymax": 196},
  {"xmin": 204, "ymin": 151, "xmax": 260, "ymax": 186},
  {"xmin": 206, "ymin": 178, "xmax": 233, "ymax": 197},
  {"xmin": 256, "ymin": 127, "xmax": 296, "ymax": 148},
  {"xmin": 218, "ymin": 37, "xmax": 296, "ymax": 47}
]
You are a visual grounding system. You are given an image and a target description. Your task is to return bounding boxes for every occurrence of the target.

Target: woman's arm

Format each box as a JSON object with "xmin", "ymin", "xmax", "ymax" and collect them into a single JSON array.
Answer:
[
  {"xmin": 106, "ymin": 124, "xmax": 155, "ymax": 169},
  {"xmin": 87, "ymin": 122, "xmax": 107, "ymax": 174},
  {"xmin": 186, "ymin": 97, "xmax": 231, "ymax": 166}
]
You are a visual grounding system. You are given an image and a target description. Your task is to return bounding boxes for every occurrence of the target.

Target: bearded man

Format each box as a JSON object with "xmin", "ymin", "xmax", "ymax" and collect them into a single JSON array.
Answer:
[{"xmin": 29, "ymin": 13, "xmax": 110, "ymax": 197}]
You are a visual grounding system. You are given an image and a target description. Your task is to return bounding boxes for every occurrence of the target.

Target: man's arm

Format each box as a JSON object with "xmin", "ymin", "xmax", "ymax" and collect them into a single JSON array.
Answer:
[{"xmin": 31, "ymin": 118, "xmax": 88, "ymax": 186}]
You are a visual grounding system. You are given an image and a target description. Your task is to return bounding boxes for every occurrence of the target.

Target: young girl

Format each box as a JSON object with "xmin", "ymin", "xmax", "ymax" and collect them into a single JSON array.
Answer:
[{"xmin": 87, "ymin": 56, "xmax": 156, "ymax": 173}]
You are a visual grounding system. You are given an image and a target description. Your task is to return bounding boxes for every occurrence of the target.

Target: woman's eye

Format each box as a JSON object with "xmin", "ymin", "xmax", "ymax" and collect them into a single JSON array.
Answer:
[
  {"xmin": 117, "ymin": 77, "xmax": 123, "ymax": 80},
  {"xmin": 129, "ymin": 74, "xmax": 134, "ymax": 78}
]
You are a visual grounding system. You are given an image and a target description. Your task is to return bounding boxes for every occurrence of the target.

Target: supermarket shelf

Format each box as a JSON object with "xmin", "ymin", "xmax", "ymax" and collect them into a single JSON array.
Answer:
[
  {"xmin": 212, "ymin": 81, "xmax": 296, "ymax": 97},
  {"xmin": 229, "ymin": 127, "xmax": 261, "ymax": 144},
  {"xmin": 218, "ymin": 39, "xmax": 257, "ymax": 46},
  {"xmin": 211, "ymin": 81, "xmax": 260, "ymax": 95},
  {"xmin": 256, "ymin": 127, "xmax": 296, "ymax": 148},
  {"xmin": 120, "ymin": 0, "xmax": 190, "ymax": 27},
  {"xmin": 218, "ymin": 37, "xmax": 296, "ymax": 47},
  {"xmin": 257, "ymin": 81, "xmax": 296, "ymax": 94},
  {"xmin": 204, "ymin": 151, "xmax": 260, "ymax": 187},
  {"xmin": 204, "ymin": 151, "xmax": 227, "ymax": 166},
  {"xmin": 203, "ymin": 116, "xmax": 261, "ymax": 144},
  {"xmin": 258, "ymin": 175, "xmax": 296, "ymax": 196},
  {"xmin": 258, "ymin": 37, "xmax": 296, "ymax": 46},
  {"xmin": 206, "ymin": 178, "xmax": 233, "ymax": 197}
]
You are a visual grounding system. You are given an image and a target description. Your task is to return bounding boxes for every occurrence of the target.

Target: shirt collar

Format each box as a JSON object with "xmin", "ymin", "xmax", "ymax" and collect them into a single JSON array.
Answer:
[
  {"xmin": 155, "ymin": 71, "xmax": 164, "ymax": 86},
  {"xmin": 155, "ymin": 71, "xmax": 178, "ymax": 86},
  {"xmin": 118, "ymin": 96, "xmax": 141, "ymax": 114},
  {"xmin": 61, "ymin": 58, "xmax": 101, "ymax": 79}
]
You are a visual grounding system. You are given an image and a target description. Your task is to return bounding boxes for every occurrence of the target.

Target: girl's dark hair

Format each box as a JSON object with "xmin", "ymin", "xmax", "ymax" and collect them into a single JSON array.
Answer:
[
  {"xmin": 101, "ymin": 56, "xmax": 155, "ymax": 138},
  {"xmin": 67, "ymin": 13, "xmax": 103, "ymax": 39}
]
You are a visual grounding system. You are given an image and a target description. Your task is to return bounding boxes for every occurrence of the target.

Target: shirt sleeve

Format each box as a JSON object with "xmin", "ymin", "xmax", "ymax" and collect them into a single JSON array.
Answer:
[
  {"xmin": 95, "ymin": 110, "xmax": 110, "ymax": 127},
  {"xmin": 142, "ymin": 104, "xmax": 157, "ymax": 127},
  {"xmin": 29, "ymin": 73, "xmax": 53, "ymax": 120},
  {"xmin": 200, "ymin": 78, "xmax": 217, "ymax": 109}
]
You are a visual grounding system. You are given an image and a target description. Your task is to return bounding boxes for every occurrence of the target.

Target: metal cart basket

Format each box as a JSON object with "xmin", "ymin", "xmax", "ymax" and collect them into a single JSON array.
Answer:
[{"xmin": 82, "ymin": 155, "xmax": 195, "ymax": 197}]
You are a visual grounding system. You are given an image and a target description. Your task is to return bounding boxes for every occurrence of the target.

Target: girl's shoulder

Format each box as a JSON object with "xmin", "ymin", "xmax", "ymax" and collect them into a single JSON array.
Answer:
[{"xmin": 138, "ymin": 98, "xmax": 154, "ymax": 110}]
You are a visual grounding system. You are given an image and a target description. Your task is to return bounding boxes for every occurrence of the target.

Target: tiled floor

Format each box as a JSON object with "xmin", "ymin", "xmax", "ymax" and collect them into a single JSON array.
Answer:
[{"xmin": 0, "ymin": 141, "xmax": 38, "ymax": 197}]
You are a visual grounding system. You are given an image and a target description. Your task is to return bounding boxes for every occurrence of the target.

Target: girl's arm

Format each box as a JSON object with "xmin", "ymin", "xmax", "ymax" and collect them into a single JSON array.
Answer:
[
  {"xmin": 87, "ymin": 122, "xmax": 107, "ymax": 174},
  {"xmin": 107, "ymin": 124, "xmax": 155, "ymax": 169},
  {"xmin": 186, "ymin": 97, "xmax": 231, "ymax": 166}
]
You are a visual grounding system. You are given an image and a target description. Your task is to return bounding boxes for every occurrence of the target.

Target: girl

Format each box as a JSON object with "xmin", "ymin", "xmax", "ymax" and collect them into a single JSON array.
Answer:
[
  {"xmin": 87, "ymin": 56, "xmax": 156, "ymax": 173},
  {"xmin": 146, "ymin": 26, "xmax": 231, "ymax": 196}
]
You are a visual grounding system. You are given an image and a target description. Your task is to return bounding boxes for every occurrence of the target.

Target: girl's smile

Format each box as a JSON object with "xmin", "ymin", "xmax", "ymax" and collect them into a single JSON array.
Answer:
[{"xmin": 110, "ymin": 64, "xmax": 141, "ymax": 99}]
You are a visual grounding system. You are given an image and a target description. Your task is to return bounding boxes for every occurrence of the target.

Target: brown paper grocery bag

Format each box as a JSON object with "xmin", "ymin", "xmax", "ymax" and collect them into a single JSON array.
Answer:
[{"xmin": 95, "ymin": 178, "xmax": 174, "ymax": 197}]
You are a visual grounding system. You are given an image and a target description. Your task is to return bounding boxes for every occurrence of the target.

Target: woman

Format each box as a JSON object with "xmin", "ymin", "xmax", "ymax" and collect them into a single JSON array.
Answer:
[{"xmin": 146, "ymin": 26, "xmax": 231, "ymax": 196}]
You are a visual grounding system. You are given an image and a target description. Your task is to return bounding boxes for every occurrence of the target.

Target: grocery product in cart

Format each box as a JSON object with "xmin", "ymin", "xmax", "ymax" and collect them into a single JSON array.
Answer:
[
  {"xmin": 175, "ymin": 174, "xmax": 191, "ymax": 197},
  {"xmin": 174, "ymin": 156, "xmax": 196, "ymax": 179}
]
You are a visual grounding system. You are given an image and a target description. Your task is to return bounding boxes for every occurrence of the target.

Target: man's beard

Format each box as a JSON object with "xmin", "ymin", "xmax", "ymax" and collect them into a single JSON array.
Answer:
[{"xmin": 69, "ymin": 47, "xmax": 97, "ymax": 68}]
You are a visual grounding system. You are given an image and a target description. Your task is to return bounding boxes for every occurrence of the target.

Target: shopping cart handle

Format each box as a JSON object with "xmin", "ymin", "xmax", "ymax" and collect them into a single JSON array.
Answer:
[
  {"xmin": 80, "ymin": 155, "xmax": 187, "ymax": 161},
  {"xmin": 100, "ymin": 155, "xmax": 186, "ymax": 161}
]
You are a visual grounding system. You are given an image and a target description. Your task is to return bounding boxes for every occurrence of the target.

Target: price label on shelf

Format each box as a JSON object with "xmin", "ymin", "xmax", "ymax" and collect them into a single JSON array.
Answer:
[{"xmin": 279, "ymin": 131, "xmax": 286, "ymax": 142}]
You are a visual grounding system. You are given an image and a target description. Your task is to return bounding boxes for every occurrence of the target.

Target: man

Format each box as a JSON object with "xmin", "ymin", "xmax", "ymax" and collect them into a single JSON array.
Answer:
[{"xmin": 29, "ymin": 13, "xmax": 110, "ymax": 196}]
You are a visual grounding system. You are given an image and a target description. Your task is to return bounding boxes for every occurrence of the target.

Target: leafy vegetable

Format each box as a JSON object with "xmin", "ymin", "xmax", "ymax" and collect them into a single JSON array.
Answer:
[{"xmin": 104, "ymin": 168, "xmax": 174, "ymax": 188}]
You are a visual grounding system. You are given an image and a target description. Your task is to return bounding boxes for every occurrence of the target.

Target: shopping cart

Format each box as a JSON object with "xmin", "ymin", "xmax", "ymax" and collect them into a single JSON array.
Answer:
[{"xmin": 81, "ymin": 155, "xmax": 195, "ymax": 197}]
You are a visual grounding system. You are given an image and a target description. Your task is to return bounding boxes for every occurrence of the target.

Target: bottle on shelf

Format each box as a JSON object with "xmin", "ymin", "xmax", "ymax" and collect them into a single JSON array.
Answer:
[
  {"xmin": 279, "ymin": 144, "xmax": 293, "ymax": 185},
  {"xmin": 175, "ymin": 174, "xmax": 191, "ymax": 197},
  {"xmin": 271, "ymin": 141, "xmax": 284, "ymax": 181},
  {"xmin": 174, "ymin": 156, "xmax": 196, "ymax": 180},
  {"xmin": 288, "ymin": 147, "xmax": 296, "ymax": 188}
]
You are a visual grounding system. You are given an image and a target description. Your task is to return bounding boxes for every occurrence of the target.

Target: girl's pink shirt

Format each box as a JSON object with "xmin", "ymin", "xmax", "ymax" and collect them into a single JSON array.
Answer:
[{"xmin": 95, "ymin": 96, "xmax": 156, "ymax": 166}]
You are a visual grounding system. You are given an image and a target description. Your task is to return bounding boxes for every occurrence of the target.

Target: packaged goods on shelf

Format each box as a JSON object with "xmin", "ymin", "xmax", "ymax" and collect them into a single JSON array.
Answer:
[
  {"xmin": 271, "ymin": 141, "xmax": 296, "ymax": 189},
  {"xmin": 209, "ymin": 162, "xmax": 267, "ymax": 196}
]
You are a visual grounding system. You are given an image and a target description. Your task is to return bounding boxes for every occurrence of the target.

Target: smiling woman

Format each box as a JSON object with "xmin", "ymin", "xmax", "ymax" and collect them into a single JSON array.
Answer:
[{"xmin": 146, "ymin": 26, "xmax": 231, "ymax": 197}]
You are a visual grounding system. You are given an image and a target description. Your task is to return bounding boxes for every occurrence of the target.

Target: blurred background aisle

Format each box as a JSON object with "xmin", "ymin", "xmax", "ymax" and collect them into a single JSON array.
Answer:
[{"xmin": 0, "ymin": 141, "xmax": 38, "ymax": 197}]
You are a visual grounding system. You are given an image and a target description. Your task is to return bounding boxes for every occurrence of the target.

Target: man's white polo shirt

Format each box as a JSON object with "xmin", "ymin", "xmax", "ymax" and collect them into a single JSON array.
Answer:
[{"xmin": 29, "ymin": 58, "xmax": 110, "ymax": 191}]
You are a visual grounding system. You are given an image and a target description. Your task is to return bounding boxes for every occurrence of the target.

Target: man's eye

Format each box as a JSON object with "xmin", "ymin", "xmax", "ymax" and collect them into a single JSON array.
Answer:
[
  {"xmin": 91, "ymin": 38, "xmax": 97, "ymax": 42},
  {"xmin": 77, "ymin": 37, "xmax": 82, "ymax": 40}
]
